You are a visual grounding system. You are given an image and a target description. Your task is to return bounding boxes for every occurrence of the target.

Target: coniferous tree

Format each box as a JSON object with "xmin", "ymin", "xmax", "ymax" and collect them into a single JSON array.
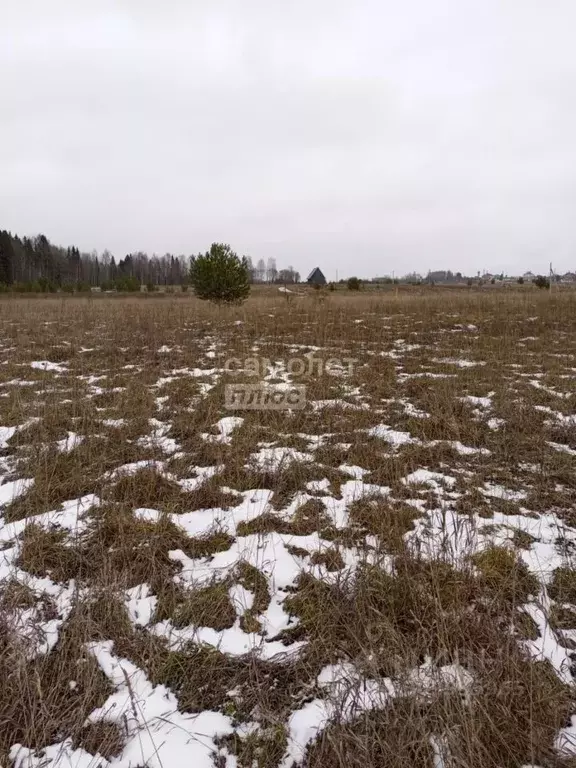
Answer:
[
  {"xmin": 0, "ymin": 231, "xmax": 14, "ymax": 285},
  {"xmin": 189, "ymin": 243, "xmax": 250, "ymax": 303}
]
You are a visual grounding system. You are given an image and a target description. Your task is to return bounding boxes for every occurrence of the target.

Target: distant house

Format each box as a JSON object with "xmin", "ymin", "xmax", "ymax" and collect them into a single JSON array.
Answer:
[
  {"xmin": 561, "ymin": 272, "xmax": 576, "ymax": 283},
  {"xmin": 306, "ymin": 267, "xmax": 327, "ymax": 286}
]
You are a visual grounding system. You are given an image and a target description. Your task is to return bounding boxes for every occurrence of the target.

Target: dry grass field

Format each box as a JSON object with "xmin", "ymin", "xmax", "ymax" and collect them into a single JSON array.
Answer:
[{"xmin": 0, "ymin": 289, "xmax": 576, "ymax": 767}]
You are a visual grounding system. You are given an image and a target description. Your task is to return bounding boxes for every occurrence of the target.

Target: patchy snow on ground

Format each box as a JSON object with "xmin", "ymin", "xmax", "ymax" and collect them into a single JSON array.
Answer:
[
  {"xmin": 202, "ymin": 416, "xmax": 244, "ymax": 444},
  {"xmin": 248, "ymin": 446, "xmax": 313, "ymax": 472},
  {"xmin": 2, "ymin": 299, "xmax": 576, "ymax": 767},
  {"xmin": 30, "ymin": 360, "xmax": 68, "ymax": 373}
]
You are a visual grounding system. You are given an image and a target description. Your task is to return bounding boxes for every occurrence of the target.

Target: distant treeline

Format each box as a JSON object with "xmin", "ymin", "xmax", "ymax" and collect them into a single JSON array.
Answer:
[{"xmin": 0, "ymin": 229, "xmax": 300, "ymax": 291}]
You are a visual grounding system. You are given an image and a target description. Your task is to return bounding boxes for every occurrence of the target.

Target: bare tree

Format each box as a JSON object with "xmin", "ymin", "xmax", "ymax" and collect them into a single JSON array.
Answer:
[
  {"xmin": 267, "ymin": 257, "xmax": 278, "ymax": 283},
  {"xmin": 256, "ymin": 258, "xmax": 266, "ymax": 283}
]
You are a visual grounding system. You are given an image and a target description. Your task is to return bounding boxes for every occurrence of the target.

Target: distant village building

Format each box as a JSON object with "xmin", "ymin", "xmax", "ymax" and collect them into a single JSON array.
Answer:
[
  {"xmin": 561, "ymin": 272, "xmax": 576, "ymax": 283},
  {"xmin": 306, "ymin": 267, "xmax": 327, "ymax": 286}
]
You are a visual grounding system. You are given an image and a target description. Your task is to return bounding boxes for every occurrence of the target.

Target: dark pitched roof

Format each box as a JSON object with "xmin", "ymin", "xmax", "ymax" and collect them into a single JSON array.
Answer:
[{"xmin": 306, "ymin": 267, "xmax": 326, "ymax": 282}]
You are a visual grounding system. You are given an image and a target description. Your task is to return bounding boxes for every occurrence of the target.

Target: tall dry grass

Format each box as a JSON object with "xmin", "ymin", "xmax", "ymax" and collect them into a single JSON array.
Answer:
[{"xmin": 0, "ymin": 288, "xmax": 574, "ymax": 765}]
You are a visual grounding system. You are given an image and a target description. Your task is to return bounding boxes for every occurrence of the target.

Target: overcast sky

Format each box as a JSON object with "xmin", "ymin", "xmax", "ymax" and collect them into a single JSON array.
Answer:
[{"xmin": 1, "ymin": 1, "xmax": 576, "ymax": 277}]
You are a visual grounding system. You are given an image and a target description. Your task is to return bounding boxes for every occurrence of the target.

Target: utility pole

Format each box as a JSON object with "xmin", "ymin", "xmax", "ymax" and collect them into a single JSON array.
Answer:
[{"xmin": 550, "ymin": 262, "xmax": 554, "ymax": 292}]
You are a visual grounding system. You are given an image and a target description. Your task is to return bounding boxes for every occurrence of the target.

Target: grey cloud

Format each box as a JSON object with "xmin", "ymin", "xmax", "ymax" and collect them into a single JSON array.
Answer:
[{"xmin": 1, "ymin": 0, "xmax": 576, "ymax": 276}]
